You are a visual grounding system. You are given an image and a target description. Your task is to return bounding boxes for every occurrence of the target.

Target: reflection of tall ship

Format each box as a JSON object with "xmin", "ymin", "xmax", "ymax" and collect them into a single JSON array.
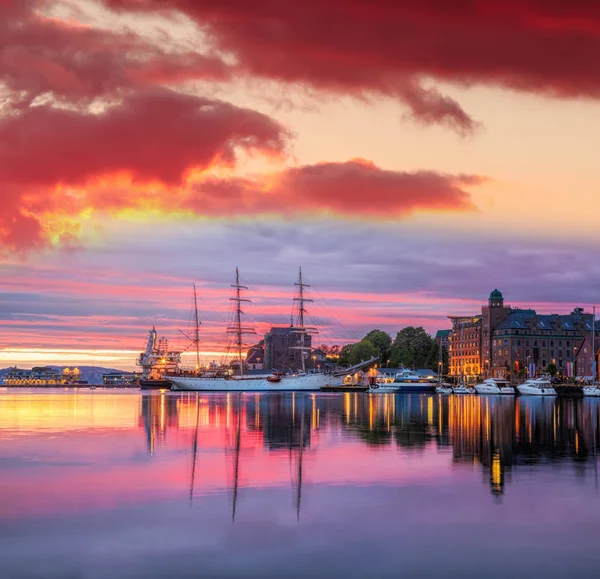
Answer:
[
  {"xmin": 137, "ymin": 328, "xmax": 182, "ymax": 389},
  {"xmin": 169, "ymin": 268, "xmax": 366, "ymax": 392}
]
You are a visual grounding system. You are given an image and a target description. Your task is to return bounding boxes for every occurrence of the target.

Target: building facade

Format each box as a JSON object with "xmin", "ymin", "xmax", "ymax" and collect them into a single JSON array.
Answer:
[
  {"xmin": 449, "ymin": 290, "xmax": 600, "ymax": 381},
  {"xmin": 264, "ymin": 326, "xmax": 313, "ymax": 371}
]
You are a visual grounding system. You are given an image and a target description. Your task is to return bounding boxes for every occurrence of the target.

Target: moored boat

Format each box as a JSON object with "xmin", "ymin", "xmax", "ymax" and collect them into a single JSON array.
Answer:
[
  {"xmin": 475, "ymin": 378, "xmax": 515, "ymax": 395},
  {"xmin": 453, "ymin": 383, "xmax": 475, "ymax": 394},
  {"xmin": 435, "ymin": 383, "xmax": 453, "ymax": 394},
  {"xmin": 393, "ymin": 369, "xmax": 436, "ymax": 393},
  {"xmin": 517, "ymin": 378, "xmax": 557, "ymax": 396}
]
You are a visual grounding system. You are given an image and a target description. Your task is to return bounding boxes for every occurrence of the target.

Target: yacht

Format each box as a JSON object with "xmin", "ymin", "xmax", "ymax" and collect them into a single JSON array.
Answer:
[
  {"xmin": 453, "ymin": 383, "xmax": 475, "ymax": 394},
  {"xmin": 517, "ymin": 378, "xmax": 556, "ymax": 396},
  {"xmin": 393, "ymin": 369, "xmax": 436, "ymax": 393},
  {"xmin": 435, "ymin": 383, "xmax": 453, "ymax": 394},
  {"xmin": 475, "ymin": 378, "xmax": 515, "ymax": 395},
  {"xmin": 582, "ymin": 384, "xmax": 600, "ymax": 397}
]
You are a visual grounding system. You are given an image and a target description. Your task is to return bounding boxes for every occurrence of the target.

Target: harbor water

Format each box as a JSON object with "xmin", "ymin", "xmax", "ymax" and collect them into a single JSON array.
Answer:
[{"xmin": 2, "ymin": 389, "xmax": 600, "ymax": 578}]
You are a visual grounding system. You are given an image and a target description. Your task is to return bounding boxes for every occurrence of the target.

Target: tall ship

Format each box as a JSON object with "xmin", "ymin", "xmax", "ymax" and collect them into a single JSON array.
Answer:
[
  {"xmin": 169, "ymin": 268, "xmax": 366, "ymax": 392},
  {"xmin": 137, "ymin": 327, "xmax": 182, "ymax": 389}
]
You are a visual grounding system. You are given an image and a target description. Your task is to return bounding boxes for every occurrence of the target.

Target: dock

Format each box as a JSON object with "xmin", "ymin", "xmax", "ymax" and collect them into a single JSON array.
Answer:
[{"xmin": 320, "ymin": 384, "xmax": 369, "ymax": 392}]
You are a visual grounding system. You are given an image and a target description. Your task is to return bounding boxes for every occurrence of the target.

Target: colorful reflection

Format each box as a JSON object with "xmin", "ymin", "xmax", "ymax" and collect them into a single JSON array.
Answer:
[{"xmin": 2, "ymin": 390, "xmax": 600, "ymax": 521}]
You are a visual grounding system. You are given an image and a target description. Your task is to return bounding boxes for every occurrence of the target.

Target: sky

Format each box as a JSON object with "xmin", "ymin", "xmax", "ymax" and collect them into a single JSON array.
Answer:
[{"xmin": 1, "ymin": 0, "xmax": 600, "ymax": 370}]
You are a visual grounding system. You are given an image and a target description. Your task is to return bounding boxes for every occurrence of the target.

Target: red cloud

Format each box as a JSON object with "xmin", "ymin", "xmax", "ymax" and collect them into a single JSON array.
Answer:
[
  {"xmin": 0, "ymin": 89, "xmax": 287, "ymax": 251},
  {"xmin": 185, "ymin": 159, "xmax": 480, "ymax": 218},
  {"xmin": 0, "ymin": 89, "xmax": 286, "ymax": 187},
  {"xmin": 0, "ymin": 0, "xmax": 230, "ymax": 106},
  {"xmin": 103, "ymin": 0, "xmax": 600, "ymax": 132}
]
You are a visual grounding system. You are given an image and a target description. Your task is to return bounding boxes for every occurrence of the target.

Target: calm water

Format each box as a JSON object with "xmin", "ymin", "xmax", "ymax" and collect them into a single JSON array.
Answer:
[{"xmin": 2, "ymin": 389, "xmax": 600, "ymax": 578}]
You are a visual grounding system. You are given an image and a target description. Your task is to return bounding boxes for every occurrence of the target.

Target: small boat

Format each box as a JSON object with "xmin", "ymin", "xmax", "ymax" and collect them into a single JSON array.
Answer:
[
  {"xmin": 583, "ymin": 384, "xmax": 600, "ymax": 397},
  {"xmin": 266, "ymin": 373, "xmax": 282, "ymax": 383},
  {"xmin": 517, "ymin": 378, "xmax": 556, "ymax": 396},
  {"xmin": 453, "ymin": 384, "xmax": 475, "ymax": 395},
  {"xmin": 435, "ymin": 383, "xmax": 453, "ymax": 394},
  {"xmin": 368, "ymin": 384, "xmax": 400, "ymax": 393},
  {"xmin": 475, "ymin": 378, "xmax": 515, "ymax": 395}
]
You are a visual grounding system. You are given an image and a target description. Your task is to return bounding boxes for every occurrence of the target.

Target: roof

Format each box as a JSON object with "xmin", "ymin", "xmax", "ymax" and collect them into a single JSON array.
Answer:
[
  {"xmin": 266, "ymin": 326, "xmax": 293, "ymax": 335},
  {"xmin": 246, "ymin": 348, "xmax": 264, "ymax": 364},
  {"xmin": 489, "ymin": 289, "xmax": 503, "ymax": 300},
  {"xmin": 435, "ymin": 329, "xmax": 451, "ymax": 338},
  {"xmin": 496, "ymin": 311, "xmax": 592, "ymax": 332}
]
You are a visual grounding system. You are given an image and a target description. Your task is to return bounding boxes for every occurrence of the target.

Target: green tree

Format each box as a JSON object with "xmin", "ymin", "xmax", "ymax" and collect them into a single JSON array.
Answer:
[
  {"xmin": 338, "ymin": 344, "xmax": 353, "ymax": 367},
  {"xmin": 545, "ymin": 362, "xmax": 558, "ymax": 377},
  {"xmin": 349, "ymin": 339, "xmax": 380, "ymax": 365},
  {"xmin": 363, "ymin": 330, "xmax": 392, "ymax": 366},
  {"xmin": 389, "ymin": 326, "xmax": 435, "ymax": 369}
]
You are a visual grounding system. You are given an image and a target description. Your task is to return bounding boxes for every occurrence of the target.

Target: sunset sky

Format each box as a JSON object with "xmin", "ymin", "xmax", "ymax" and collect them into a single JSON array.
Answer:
[{"xmin": 1, "ymin": 0, "xmax": 600, "ymax": 370}]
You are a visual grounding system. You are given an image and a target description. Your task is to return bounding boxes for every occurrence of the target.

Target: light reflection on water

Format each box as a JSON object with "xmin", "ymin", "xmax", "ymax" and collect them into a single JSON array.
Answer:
[{"xmin": 2, "ymin": 389, "xmax": 600, "ymax": 578}]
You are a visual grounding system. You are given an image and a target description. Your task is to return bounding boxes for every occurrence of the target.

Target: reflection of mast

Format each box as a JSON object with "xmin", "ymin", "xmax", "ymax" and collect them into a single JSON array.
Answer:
[
  {"xmin": 296, "ymin": 402, "xmax": 304, "ymax": 521},
  {"xmin": 189, "ymin": 393, "xmax": 201, "ymax": 506},
  {"xmin": 232, "ymin": 394, "xmax": 242, "ymax": 522}
]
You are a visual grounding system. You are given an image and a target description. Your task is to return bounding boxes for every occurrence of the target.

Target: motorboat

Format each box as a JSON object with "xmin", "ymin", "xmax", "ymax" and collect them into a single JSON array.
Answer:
[
  {"xmin": 475, "ymin": 378, "xmax": 515, "ymax": 395},
  {"xmin": 583, "ymin": 384, "xmax": 600, "ymax": 397},
  {"xmin": 453, "ymin": 384, "xmax": 475, "ymax": 394},
  {"xmin": 435, "ymin": 382, "xmax": 453, "ymax": 394},
  {"xmin": 517, "ymin": 378, "xmax": 557, "ymax": 396},
  {"xmin": 393, "ymin": 369, "xmax": 436, "ymax": 393},
  {"xmin": 368, "ymin": 383, "xmax": 400, "ymax": 393}
]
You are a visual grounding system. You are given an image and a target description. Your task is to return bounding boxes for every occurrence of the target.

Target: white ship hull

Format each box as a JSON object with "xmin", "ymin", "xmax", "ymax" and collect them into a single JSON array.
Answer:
[
  {"xmin": 169, "ymin": 373, "xmax": 342, "ymax": 392},
  {"xmin": 517, "ymin": 385, "xmax": 556, "ymax": 396},
  {"xmin": 583, "ymin": 386, "xmax": 600, "ymax": 397},
  {"xmin": 475, "ymin": 384, "xmax": 515, "ymax": 395}
]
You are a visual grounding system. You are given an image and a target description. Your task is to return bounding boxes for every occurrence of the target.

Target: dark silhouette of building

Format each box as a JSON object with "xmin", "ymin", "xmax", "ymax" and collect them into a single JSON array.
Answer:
[{"xmin": 264, "ymin": 326, "xmax": 312, "ymax": 371}]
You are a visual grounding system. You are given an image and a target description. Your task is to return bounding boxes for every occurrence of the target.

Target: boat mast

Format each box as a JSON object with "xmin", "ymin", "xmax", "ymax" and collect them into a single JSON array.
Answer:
[
  {"xmin": 593, "ymin": 306, "xmax": 596, "ymax": 383},
  {"xmin": 193, "ymin": 284, "xmax": 201, "ymax": 371},
  {"xmin": 293, "ymin": 267, "xmax": 317, "ymax": 374},
  {"xmin": 228, "ymin": 268, "xmax": 255, "ymax": 377}
]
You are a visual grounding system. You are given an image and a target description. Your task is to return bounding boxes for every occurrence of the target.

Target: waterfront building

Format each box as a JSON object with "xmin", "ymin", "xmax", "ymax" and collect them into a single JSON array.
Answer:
[
  {"xmin": 264, "ymin": 326, "xmax": 313, "ymax": 371},
  {"xmin": 102, "ymin": 372, "xmax": 138, "ymax": 386},
  {"xmin": 435, "ymin": 329, "xmax": 451, "ymax": 350},
  {"xmin": 575, "ymin": 335, "xmax": 600, "ymax": 381},
  {"xmin": 245, "ymin": 347, "xmax": 265, "ymax": 371},
  {"xmin": 448, "ymin": 290, "xmax": 599, "ymax": 381},
  {"xmin": 5, "ymin": 366, "xmax": 86, "ymax": 386}
]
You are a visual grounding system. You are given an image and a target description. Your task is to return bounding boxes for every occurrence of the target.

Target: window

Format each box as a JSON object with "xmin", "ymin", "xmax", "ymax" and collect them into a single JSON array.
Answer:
[
  {"xmin": 517, "ymin": 339, "xmax": 521, "ymax": 346},
  {"xmin": 504, "ymin": 339, "xmax": 508, "ymax": 346},
  {"xmin": 550, "ymin": 340, "xmax": 554, "ymax": 347},
  {"xmin": 542, "ymin": 341, "xmax": 546, "ymax": 347},
  {"xmin": 559, "ymin": 350, "xmax": 563, "ymax": 358},
  {"xmin": 551, "ymin": 350, "xmax": 554, "ymax": 357}
]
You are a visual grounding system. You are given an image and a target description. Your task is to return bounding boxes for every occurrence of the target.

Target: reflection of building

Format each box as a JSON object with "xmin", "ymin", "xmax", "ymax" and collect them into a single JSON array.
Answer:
[
  {"xmin": 260, "ymin": 394, "xmax": 312, "ymax": 450},
  {"xmin": 449, "ymin": 290, "xmax": 598, "ymax": 380},
  {"xmin": 103, "ymin": 372, "xmax": 138, "ymax": 386},
  {"xmin": 139, "ymin": 393, "xmax": 179, "ymax": 455}
]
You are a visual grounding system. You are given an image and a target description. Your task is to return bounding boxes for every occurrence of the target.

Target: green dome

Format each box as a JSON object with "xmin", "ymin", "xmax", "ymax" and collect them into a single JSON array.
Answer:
[{"xmin": 489, "ymin": 289, "xmax": 503, "ymax": 300}]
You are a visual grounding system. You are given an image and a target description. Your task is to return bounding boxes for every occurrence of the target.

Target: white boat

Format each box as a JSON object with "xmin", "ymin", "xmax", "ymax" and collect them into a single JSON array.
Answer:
[
  {"xmin": 170, "ymin": 371, "xmax": 339, "ymax": 392},
  {"xmin": 435, "ymin": 383, "xmax": 453, "ymax": 394},
  {"xmin": 368, "ymin": 383, "xmax": 400, "ymax": 393},
  {"xmin": 393, "ymin": 369, "xmax": 436, "ymax": 393},
  {"xmin": 453, "ymin": 384, "xmax": 475, "ymax": 394},
  {"xmin": 517, "ymin": 378, "xmax": 557, "ymax": 396},
  {"xmin": 475, "ymin": 378, "xmax": 515, "ymax": 395},
  {"xmin": 583, "ymin": 385, "xmax": 600, "ymax": 397}
]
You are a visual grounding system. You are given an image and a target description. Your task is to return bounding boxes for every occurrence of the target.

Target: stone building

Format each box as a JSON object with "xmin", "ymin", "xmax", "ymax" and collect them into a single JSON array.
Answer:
[
  {"xmin": 449, "ymin": 290, "xmax": 599, "ymax": 381},
  {"xmin": 264, "ymin": 326, "xmax": 312, "ymax": 371}
]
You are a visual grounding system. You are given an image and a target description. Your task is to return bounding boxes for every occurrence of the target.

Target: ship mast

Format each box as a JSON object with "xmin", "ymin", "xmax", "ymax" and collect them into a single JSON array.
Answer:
[
  {"xmin": 593, "ymin": 306, "xmax": 596, "ymax": 384},
  {"xmin": 292, "ymin": 267, "xmax": 318, "ymax": 374},
  {"xmin": 193, "ymin": 284, "xmax": 201, "ymax": 371},
  {"xmin": 228, "ymin": 268, "xmax": 255, "ymax": 377}
]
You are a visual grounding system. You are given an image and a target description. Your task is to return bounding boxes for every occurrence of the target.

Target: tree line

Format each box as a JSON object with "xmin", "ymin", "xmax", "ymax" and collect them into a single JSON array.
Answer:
[{"xmin": 318, "ymin": 327, "xmax": 448, "ymax": 372}]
